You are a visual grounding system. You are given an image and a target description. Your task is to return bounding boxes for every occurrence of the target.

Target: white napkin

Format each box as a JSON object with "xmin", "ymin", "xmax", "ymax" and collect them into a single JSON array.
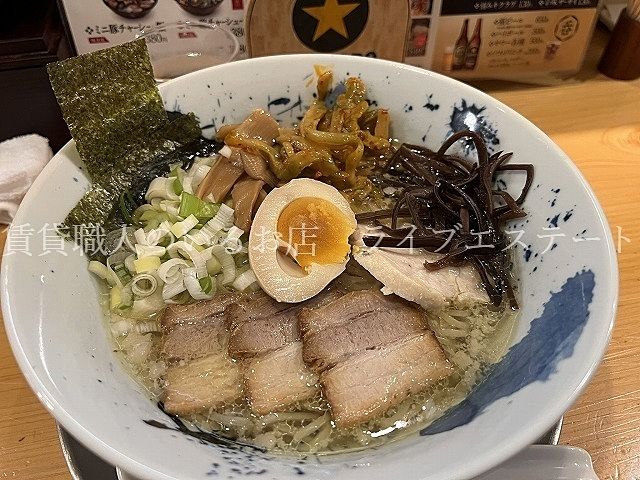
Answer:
[{"xmin": 0, "ymin": 134, "xmax": 53, "ymax": 224}]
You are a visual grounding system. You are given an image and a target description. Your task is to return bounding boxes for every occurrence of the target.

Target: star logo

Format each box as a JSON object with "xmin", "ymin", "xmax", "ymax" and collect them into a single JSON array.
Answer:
[
  {"xmin": 303, "ymin": 0, "xmax": 359, "ymax": 41},
  {"xmin": 292, "ymin": 0, "xmax": 369, "ymax": 53}
]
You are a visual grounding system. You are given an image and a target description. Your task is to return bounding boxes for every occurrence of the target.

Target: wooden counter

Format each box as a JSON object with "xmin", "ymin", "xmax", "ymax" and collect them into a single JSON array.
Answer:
[{"xmin": 0, "ymin": 27, "xmax": 638, "ymax": 480}]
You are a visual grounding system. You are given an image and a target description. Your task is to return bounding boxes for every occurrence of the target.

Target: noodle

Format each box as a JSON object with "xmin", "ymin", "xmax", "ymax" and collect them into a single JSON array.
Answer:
[{"xmin": 95, "ymin": 69, "xmax": 524, "ymax": 457}]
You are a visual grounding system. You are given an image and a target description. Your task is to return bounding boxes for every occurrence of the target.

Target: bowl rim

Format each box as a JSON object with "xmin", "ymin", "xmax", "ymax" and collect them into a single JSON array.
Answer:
[{"xmin": 1, "ymin": 53, "xmax": 619, "ymax": 480}]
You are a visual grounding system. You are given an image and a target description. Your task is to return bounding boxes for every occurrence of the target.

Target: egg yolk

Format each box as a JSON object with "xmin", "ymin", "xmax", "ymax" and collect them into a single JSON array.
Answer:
[{"xmin": 276, "ymin": 197, "xmax": 353, "ymax": 269}]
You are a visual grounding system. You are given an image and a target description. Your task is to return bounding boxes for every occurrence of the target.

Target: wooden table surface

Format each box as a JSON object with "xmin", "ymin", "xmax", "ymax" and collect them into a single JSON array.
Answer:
[{"xmin": 1, "ymin": 27, "xmax": 639, "ymax": 480}]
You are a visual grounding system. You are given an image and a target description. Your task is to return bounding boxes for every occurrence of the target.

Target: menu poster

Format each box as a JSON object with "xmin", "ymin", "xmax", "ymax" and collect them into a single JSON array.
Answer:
[
  {"xmin": 58, "ymin": 0, "xmax": 248, "ymax": 56},
  {"xmin": 405, "ymin": 0, "xmax": 600, "ymax": 77},
  {"xmin": 59, "ymin": 0, "xmax": 599, "ymax": 80}
]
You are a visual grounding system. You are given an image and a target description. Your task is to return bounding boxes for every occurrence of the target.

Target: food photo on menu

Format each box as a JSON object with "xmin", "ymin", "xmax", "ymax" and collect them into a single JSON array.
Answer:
[{"xmin": 0, "ymin": 1, "xmax": 637, "ymax": 480}]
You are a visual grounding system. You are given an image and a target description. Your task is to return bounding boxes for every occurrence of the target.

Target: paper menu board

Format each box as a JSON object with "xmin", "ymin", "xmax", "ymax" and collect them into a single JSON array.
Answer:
[
  {"xmin": 405, "ymin": 0, "xmax": 600, "ymax": 77},
  {"xmin": 60, "ymin": 0, "xmax": 599, "ymax": 79},
  {"xmin": 59, "ymin": 0, "xmax": 248, "ymax": 56}
]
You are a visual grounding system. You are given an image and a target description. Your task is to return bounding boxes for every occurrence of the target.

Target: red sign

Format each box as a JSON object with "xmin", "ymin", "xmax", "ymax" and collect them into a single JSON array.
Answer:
[
  {"xmin": 232, "ymin": 0, "xmax": 243, "ymax": 9},
  {"xmin": 88, "ymin": 36, "xmax": 109, "ymax": 44},
  {"xmin": 179, "ymin": 31, "xmax": 197, "ymax": 39}
]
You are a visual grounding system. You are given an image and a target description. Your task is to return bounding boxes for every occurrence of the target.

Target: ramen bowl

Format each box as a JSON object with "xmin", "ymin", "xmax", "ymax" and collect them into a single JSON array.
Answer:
[{"xmin": 1, "ymin": 54, "xmax": 617, "ymax": 480}]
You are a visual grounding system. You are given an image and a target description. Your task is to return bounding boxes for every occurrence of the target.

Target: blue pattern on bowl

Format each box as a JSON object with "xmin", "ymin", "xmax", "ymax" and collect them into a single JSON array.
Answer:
[
  {"xmin": 155, "ymin": 76, "xmax": 604, "ymax": 473},
  {"xmin": 5, "ymin": 56, "xmax": 614, "ymax": 480},
  {"xmin": 422, "ymin": 269, "xmax": 595, "ymax": 435}
]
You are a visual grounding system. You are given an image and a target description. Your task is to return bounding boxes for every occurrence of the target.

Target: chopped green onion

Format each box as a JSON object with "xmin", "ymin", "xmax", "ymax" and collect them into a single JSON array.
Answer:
[
  {"xmin": 224, "ymin": 226, "xmax": 245, "ymax": 254},
  {"xmin": 170, "ymin": 214, "xmax": 199, "ymax": 238},
  {"xmin": 178, "ymin": 192, "xmax": 220, "ymax": 222},
  {"xmin": 184, "ymin": 275, "xmax": 214, "ymax": 300},
  {"xmin": 219, "ymin": 145, "xmax": 232, "ymax": 158},
  {"xmin": 113, "ymin": 263, "xmax": 133, "ymax": 284},
  {"xmin": 232, "ymin": 268, "xmax": 258, "ymax": 292},
  {"xmin": 131, "ymin": 273, "xmax": 158, "ymax": 298},
  {"xmin": 168, "ymin": 164, "xmax": 183, "ymax": 177},
  {"xmin": 135, "ymin": 244, "xmax": 166, "ymax": 258},
  {"xmin": 140, "ymin": 209, "xmax": 159, "ymax": 222},
  {"xmin": 173, "ymin": 177, "xmax": 183, "ymax": 195},
  {"xmin": 146, "ymin": 177, "xmax": 179, "ymax": 201},
  {"xmin": 191, "ymin": 165, "xmax": 211, "ymax": 190},
  {"xmin": 134, "ymin": 228, "xmax": 148, "ymax": 246},
  {"xmin": 88, "ymin": 260, "xmax": 110, "ymax": 281},
  {"xmin": 167, "ymin": 240, "xmax": 208, "ymax": 278},
  {"xmin": 157, "ymin": 258, "xmax": 190, "ymax": 284},
  {"xmin": 124, "ymin": 254, "xmax": 136, "ymax": 274},
  {"xmin": 110, "ymin": 286, "xmax": 122, "ymax": 310},
  {"xmin": 133, "ymin": 256, "xmax": 161, "ymax": 273},
  {"xmin": 198, "ymin": 276, "xmax": 213, "ymax": 294},
  {"xmin": 145, "ymin": 217, "xmax": 161, "ymax": 230},
  {"xmin": 209, "ymin": 244, "xmax": 236, "ymax": 285},
  {"xmin": 162, "ymin": 279, "xmax": 186, "ymax": 301},
  {"xmin": 110, "ymin": 285, "xmax": 133, "ymax": 311},
  {"xmin": 206, "ymin": 256, "xmax": 222, "ymax": 275}
]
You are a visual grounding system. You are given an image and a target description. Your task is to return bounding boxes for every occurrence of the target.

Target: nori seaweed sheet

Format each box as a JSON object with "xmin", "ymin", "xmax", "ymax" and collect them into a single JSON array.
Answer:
[
  {"xmin": 65, "ymin": 113, "xmax": 202, "ymax": 231},
  {"xmin": 47, "ymin": 39, "xmax": 168, "ymax": 179},
  {"xmin": 104, "ymin": 125, "xmax": 223, "ymax": 229},
  {"xmin": 47, "ymin": 40, "xmax": 203, "ymax": 254}
]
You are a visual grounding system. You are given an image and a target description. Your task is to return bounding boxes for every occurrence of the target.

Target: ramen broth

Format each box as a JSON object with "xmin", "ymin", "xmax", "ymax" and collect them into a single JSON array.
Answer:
[
  {"xmin": 81, "ymin": 68, "xmax": 532, "ymax": 456},
  {"xmin": 106, "ymin": 275, "xmax": 518, "ymax": 455}
]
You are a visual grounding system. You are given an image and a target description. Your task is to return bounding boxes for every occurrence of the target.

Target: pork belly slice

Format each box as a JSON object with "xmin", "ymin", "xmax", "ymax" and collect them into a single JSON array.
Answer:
[
  {"xmin": 353, "ymin": 247, "xmax": 489, "ymax": 310},
  {"xmin": 161, "ymin": 292, "xmax": 244, "ymax": 329},
  {"xmin": 229, "ymin": 312, "xmax": 300, "ymax": 358},
  {"xmin": 226, "ymin": 292, "xmax": 293, "ymax": 330},
  {"xmin": 162, "ymin": 319, "xmax": 229, "ymax": 362},
  {"xmin": 162, "ymin": 352, "xmax": 243, "ymax": 416},
  {"xmin": 298, "ymin": 289, "xmax": 409, "ymax": 339},
  {"xmin": 161, "ymin": 292, "xmax": 246, "ymax": 362},
  {"xmin": 226, "ymin": 293, "xmax": 299, "ymax": 357},
  {"xmin": 302, "ymin": 307, "xmax": 426, "ymax": 371},
  {"xmin": 244, "ymin": 342, "xmax": 319, "ymax": 415},
  {"xmin": 321, "ymin": 333, "xmax": 453, "ymax": 428},
  {"xmin": 226, "ymin": 290, "xmax": 341, "ymax": 358}
]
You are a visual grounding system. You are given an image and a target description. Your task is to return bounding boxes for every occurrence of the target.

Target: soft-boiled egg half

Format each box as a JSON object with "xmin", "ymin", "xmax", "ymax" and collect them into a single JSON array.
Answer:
[{"xmin": 248, "ymin": 178, "xmax": 357, "ymax": 303}]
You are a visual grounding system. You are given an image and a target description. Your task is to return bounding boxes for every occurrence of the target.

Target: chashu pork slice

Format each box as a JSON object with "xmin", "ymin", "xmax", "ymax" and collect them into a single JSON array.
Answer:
[
  {"xmin": 353, "ymin": 246, "xmax": 489, "ymax": 309},
  {"xmin": 162, "ymin": 351, "xmax": 243, "ymax": 416},
  {"xmin": 298, "ymin": 289, "xmax": 403, "ymax": 338},
  {"xmin": 162, "ymin": 320, "xmax": 229, "ymax": 363},
  {"xmin": 161, "ymin": 292, "xmax": 244, "ymax": 329},
  {"xmin": 226, "ymin": 290, "xmax": 342, "ymax": 358},
  {"xmin": 226, "ymin": 292, "xmax": 301, "ymax": 358},
  {"xmin": 229, "ymin": 312, "xmax": 300, "ymax": 358},
  {"xmin": 161, "ymin": 293, "xmax": 247, "ymax": 414},
  {"xmin": 161, "ymin": 292, "xmax": 246, "ymax": 362},
  {"xmin": 299, "ymin": 290, "xmax": 427, "ymax": 371},
  {"xmin": 244, "ymin": 342, "xmax": 319, "ymax": 415},
  {"xmin": 321, "ymin": 333, "xmax": 453, "ymax": 428}
]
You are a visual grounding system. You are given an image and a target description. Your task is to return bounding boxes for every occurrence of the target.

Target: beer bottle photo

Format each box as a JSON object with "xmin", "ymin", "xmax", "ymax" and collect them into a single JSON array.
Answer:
[
  {"xmin": 452, "ymin": 19, "xmax": 468, "ymax": 70},
  {"xmin": 465, "ymin": 18, "xmax": 482, "ymax": 70}
]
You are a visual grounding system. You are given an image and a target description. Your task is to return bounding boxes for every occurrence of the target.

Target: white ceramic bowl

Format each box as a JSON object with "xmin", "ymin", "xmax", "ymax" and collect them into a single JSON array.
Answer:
[{"xmin": 2, "ymin": 54, "xmax": 617, "ymax": 480}]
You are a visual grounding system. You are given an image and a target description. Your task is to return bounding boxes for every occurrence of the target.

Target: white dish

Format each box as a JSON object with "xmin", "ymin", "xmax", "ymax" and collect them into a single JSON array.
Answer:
[{"xmin": 117, "ymin": 445, "xmax": 600, "ymax": 480}]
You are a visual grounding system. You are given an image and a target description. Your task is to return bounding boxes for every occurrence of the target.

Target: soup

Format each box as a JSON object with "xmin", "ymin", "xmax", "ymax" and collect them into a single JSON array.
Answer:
[{"xmin": 85, "ymin": 69, "xmax": 532, "ymax": 455}]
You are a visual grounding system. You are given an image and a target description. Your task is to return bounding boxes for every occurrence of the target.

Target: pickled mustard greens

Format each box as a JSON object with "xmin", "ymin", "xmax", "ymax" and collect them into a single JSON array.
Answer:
[{"xmin": 218, "ymin": 69, "xmax": 392, "ymax": 203}]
